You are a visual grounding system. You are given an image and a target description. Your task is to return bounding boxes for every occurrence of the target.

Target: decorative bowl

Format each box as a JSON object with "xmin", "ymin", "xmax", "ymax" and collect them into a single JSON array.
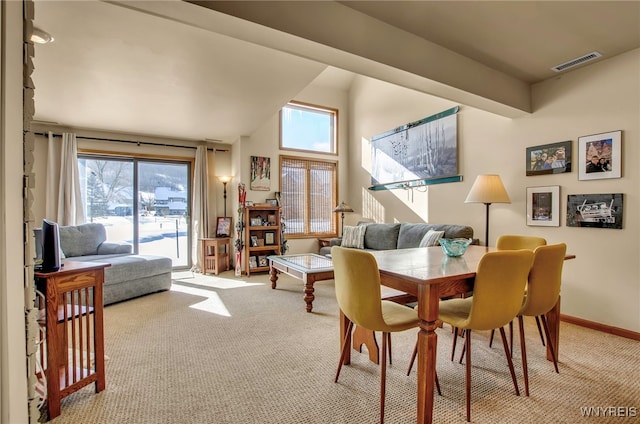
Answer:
[{"xmin": 438, "ymin": 238, "xmax": 472, "ymax": 257}]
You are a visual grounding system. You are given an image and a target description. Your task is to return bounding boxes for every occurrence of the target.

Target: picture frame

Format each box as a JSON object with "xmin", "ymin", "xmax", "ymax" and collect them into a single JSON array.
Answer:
[
  {"xmin": 250, "ymin": 156, "xmax": 271, "ymax": 191},
  {"xmin": 266, "ymin": 198, "xmax": 278, "ymax": 207},
  {"xmin": 245, "ymin": 200, "xmax": 254, "ymax": 207},
  {"xmin": 566, "ymin": 193, "xmax": 623, "ymax": 229},
  {"xmin": 267, "ymin": 214, "xmax": 276, "ymax": 225},
  {"xmin": 215, "ymin": 217, "xmax": 232, "ymax": 237},
  {"xmin": 578, "ymin": 130, "xmax": 621, "ymax": 181},
  {"xmin": 250, "ymin": 216, "xmax": 263, "ymax": 226},
  {"xmin": 264, "ymin": 231, "xmax": 276, "ymax": 245},
  {"xmin": 250, "ymin": 235, "xmax": 259, "ymax": 247},
  {"xmin": 258, "ymin": 255, "xmax": 268, "ymax": 267},
  {"xmin": 526, "ymin": 186, "xmax": 560, "ymax": 227},
  {"xmin": 249, "ymin": 256, "xmax": 258, "ymax": 269},
  {"xmin": 525, "ymin": 141, "xmax": 572, "ymax": 176}
]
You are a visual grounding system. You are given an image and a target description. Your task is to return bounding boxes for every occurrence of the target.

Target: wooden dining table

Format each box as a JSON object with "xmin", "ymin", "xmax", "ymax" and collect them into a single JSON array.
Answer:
[{"xmin": 338, "ymin": 245, "xmax": 571, "ymax": 424}]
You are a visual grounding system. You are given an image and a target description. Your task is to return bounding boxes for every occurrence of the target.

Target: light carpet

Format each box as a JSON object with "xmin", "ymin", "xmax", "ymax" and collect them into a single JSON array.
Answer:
[{"xmin": 48, "ymin": 270, "xmax": 639, "ymax": 423}]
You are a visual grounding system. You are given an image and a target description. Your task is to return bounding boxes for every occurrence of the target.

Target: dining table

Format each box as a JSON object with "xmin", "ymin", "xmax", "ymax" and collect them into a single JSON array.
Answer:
[{"xmin": 338, "ymin": 245, "xmax": 573, "ymax": 424}]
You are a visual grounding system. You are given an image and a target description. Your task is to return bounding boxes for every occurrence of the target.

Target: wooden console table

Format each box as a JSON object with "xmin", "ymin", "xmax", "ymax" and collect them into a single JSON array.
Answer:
[
  {"xmin": 200, "ymin": 237, "xmax": 230, "ymax": 275},
  {"xmin": 35, "ymin": 261, "xmax": 110, "ymax": 420}
]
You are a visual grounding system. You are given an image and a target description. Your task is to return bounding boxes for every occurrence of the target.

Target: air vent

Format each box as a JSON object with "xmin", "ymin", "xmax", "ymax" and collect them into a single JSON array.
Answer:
[{"xmin": 551, "ymin": 51, "xmax": 602, "ymax": 72}]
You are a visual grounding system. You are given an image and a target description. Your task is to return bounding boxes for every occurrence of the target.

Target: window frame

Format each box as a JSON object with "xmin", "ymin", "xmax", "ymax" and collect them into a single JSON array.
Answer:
[
  {"xmin": 279, "ymin": 101, "xmax": 338, "ymax": 155},
  {"xmin": 279, "ymin": 155, "xmax": 338, "ymax": 239}
]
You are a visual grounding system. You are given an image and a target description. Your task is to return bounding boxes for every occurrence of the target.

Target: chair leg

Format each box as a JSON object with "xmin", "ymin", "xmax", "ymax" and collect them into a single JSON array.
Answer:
[
  {"xmin": 334, "ymin": 321, "xmax": 354, "ymax": 383},
  {"xmin": 380, "ymin": 332, "xmax": 388, "ymax": 424},
  {"xmin": 509, "ymin": 320, "xmax": 514, "ymax": 357},
  {"xmin": 407, "ymin": 341, "xmax": 418, "ymax": 376},
  {"xmin": 540, "ymin": 315, "xmax": 560, "ymax": 373},
  {"xmin": 435, "ymin": 371, "xmax": 442, "ymax": 396},
  {"xmin": 459, "ymin": 330, "xmax": 466, "ymax": 364},
  {"xmin": 499, "ymin": 326, "xmax": 520, "ymax": 396},
  {"xmin": 518, "ymin": 316, "xmax": 530, "ymax": 396},
  {"xmin": 465, "ymin": 329, "xmax": 472, "ymax": 422},
  {"xmin": 388, "ymin": 332, "xmax": 393, "ymax": 365},
  {"xmin": 488, "ymin": 328, "xmax": 495, "ymax": 347},
  {"xmin": 534, "ymin": 316, "xmax": 546, "ymax": 347},
  {"xmin": 451, "ymin": 327, "xmax": 459, "ymax": 361}
]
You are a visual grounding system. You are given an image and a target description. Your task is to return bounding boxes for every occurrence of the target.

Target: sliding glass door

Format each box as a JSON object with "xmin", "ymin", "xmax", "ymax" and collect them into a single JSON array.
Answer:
[{"xmin": 78, "ymin": 156, "xmax": 191, "ymax": 269}]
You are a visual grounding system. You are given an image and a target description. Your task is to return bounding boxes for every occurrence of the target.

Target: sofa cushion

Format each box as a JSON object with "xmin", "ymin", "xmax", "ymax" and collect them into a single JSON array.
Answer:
[
  {"xmin": 419, "ymin": 230, "xmax": 445, "ymax": 247},
  {"xmin": 341, "ymin": 226, "xmax": 366, "ymax": 249},
  {"xmin": 363, "ymin": 223, "xmax": 401, "ymax": 250},
  {"xmin": 397, "ymin": 223, "xmax": 434, "ymax": 249},
  {"xmin": 59, "ymin": 223, "xmax": 107, "ymax": 257}
]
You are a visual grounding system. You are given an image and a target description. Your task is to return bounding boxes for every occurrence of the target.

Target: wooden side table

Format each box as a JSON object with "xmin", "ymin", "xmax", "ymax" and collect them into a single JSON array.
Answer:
[
  {"xmin": 35, "ymin": 261, "xmax": 110, "ymax": 420},
  {"xmin": 200, "ymin": 237, "xmax": 230, "ymax": 275}
]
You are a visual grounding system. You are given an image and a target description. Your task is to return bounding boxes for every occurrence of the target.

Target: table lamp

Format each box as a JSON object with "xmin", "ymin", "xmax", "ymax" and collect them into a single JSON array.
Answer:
[
  {"xmin": 464, "ymin": 174, "xmax": 510, "ymax": 246},
  {"xmin": 332, "ymin": 201, "xmax": 354, "ymax": 236},
  {"xmin": 217, "ymin": 176, "xmax": 232, "ymax": 216}
]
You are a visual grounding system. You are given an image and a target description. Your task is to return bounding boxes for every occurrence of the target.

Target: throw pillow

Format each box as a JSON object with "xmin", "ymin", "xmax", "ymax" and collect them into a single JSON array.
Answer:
[
  {"xmin": 419, "ymin": 229, "xmax": 445, "ymax": 247},
  {"xmin": 341, "ymin": 225, "xmax": 366, "ymax": 249}
]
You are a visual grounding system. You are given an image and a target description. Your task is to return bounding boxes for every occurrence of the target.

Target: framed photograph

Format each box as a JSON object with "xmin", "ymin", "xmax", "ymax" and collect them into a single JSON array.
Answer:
[
  {"xmin": 525, "ymin": 141, "xmax": 571, "ymax": 176},
  {"xmin": 258, "ymin": 255, "xmax": 268, "ymax": 267},
  {"xmin": 250, "ymin": 235, "xmax": 259, "ymax": 247},
  {"xmin": 250, "ymin": 216, "xmax": 263, "ymax": 227},
  {"xmin": 267, "ymin": 214, "xmax": 276, "ymax": 225},
  {"xmin": 215, "ymin": 217, "xmax": 232, "ymax": 237},
  {"xmin": 264, "ymin": 231, "xmax": 276, "ymax": 245},
  {"xmin": 266, "ymin": 198, "xmax": 278, "ymax": 207},
  {"xmin": 245, "ymin": 200, "xmax": 254, "ymax": 207},
  {"xmin": 526, "ymin": 186, "xmax": 560, "ymax": 226},
  {"xmin": 578, "ymin": 130, "xmax": 621, "ymax": 180},
  {"xmin": 249, "ymin": 256, "xmax": 258, "ymax": 269},
  {"xmin": 250, "ymin": 156, "xmax": 271, "ymax": 191},
  {"xmin": 566, "ymin": 193, "xmax": 623, "ymax": 229}
]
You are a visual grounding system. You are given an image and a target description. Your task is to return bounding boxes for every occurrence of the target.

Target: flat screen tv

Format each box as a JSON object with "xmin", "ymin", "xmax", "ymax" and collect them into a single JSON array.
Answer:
[{"xmin": 38, "ymin": 219, "xmax": 61, "ymax": 272}]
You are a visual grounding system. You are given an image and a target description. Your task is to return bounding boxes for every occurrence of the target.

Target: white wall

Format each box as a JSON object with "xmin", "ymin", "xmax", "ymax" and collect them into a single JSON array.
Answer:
[{"xmin": 347, "ymin": 49, "xmax": 640, "ymax": 332}]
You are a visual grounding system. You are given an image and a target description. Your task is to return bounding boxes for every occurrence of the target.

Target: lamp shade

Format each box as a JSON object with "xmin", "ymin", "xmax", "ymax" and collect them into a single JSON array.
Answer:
[
  {"xmin": 464, "ymin": 175, "xmax": 511, "ymax": 204},
  {"xmin": 217, "ymin": 176, "xmax": 232, "ymax": 183},
  {"xmin": 333, "ymin": 201, "xmax": 354, "ymax": 213}
]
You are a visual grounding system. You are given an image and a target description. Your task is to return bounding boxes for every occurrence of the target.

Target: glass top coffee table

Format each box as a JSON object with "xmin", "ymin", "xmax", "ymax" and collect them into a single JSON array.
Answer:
[{"xmin": 268, "ymin": 253, "xmax": 334, "ymax": 313}]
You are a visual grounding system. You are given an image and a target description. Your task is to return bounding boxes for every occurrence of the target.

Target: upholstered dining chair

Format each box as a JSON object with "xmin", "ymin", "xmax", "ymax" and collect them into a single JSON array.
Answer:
[
  {"xmin": 331, "ymin": 246, "xmax": 420, "ymax": 424},
  {"xmin": 409, "ymin": 249, "xmax": 534, "ymax": 422},
  {"xmin": 517, "ymin": 243, "xmax": 566, "ymax": 396}
]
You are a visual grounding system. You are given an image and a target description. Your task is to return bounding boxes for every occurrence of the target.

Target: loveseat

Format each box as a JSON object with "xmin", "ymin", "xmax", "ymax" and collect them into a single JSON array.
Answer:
[
  {"xmin": 56, "ymin": 223, "xmax": 172, "ymax": 305},
  {"xmin": 319, "ymin": 222, "xmax": 475, "ymax": 256}
]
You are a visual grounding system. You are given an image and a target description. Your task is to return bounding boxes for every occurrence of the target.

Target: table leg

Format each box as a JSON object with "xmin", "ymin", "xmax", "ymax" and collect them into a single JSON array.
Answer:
[
  {"xmin": 304, "ymin": 276, "xmax": 316, "ymax": 313},
  {"xmin": 416, "ymin": 284, "xmax": 439, "ymax": 424},
  {"xmin": 339, "ymin": 309, "xmax": 352, "ymax": 365},
  {"xmin": 270, "ymin": 267, "xmax": 279, "ymax": 289},
  {"xmin": 546, "ymin": 296, "xmax": 560, "ymax": 361}
]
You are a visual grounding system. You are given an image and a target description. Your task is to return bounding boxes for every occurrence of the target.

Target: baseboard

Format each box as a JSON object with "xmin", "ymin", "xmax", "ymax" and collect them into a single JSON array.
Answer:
[{"xmin": 560, "ymin": 314, "xmax": 640, "ymax": 341}]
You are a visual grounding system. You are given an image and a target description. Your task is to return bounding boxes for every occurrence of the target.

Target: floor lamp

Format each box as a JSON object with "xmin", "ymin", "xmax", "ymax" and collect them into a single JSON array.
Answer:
[
  {"xmin": 464, "ymin": 174, "xmax": 510, "ymax": 247},
  {"xmin": 218, "ymin": 176, "xmax": 232, "ymax": 217},
  {"xmin": 332, "ymin": 201, "xmax": 354, "ymax": 237}
]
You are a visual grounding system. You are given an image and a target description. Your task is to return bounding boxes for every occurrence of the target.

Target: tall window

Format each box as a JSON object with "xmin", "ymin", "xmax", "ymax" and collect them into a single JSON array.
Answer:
[
  {"xmin": 280, "ymin": 101, "xmax": 337, "ymax": 154},
  {"xmin": 280, "ymin": 156, "xmax": 337, "ymax": 237}
]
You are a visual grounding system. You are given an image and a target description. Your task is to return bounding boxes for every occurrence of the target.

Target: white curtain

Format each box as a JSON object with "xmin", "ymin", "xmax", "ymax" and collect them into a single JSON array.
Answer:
[
  {"xmin": 191, "ymin": 145, "xmax": 212, "ymax": 272},
  {"xmin": 45, "ymin": 132, "xmax": 84, "ymax": 225}
]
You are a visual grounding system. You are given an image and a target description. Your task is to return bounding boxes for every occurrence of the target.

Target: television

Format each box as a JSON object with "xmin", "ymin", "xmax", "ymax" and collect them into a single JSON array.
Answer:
[{"xmin": 37, "ymin": 219, "xmax": 62, "ymax": 272}]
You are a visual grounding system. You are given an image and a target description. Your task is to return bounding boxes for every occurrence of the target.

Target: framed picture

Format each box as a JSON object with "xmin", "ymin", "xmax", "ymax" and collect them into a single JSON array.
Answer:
[
  {"xmin": 264, "ymin": 231, "xmax": 276, "ymax": 245},
  {"xmin": 267, "ymin": 214, "xmax": 276, "ymax": 225},
  {"xmin": 566, "ymin": 193, "xmax": 623, "ymax": 229},
  {"xmin": 526, "ymin": 186, "xmax": 560, "ymax": 226},
  {"xmin": 249, "ymin": 256, "xmax": 258, "ymax": 269},
  {"xmin": 245, "ymin": 200, "xmax": 254, "ymax": 207},
  {"xmin": 578, "ymin": 130, "xmax": 621, "ymax": 180},
  {"xmin": 250, "ymin": 217, "xmax": 263, "ymax": 226},
  {"xmin": 215, "ymin": 217, "xmax": 232, "ymax": 237},
  {"xmin": 266, "ymin": 198, "xmax": 278, "ymax": 206},
  {"xmin": 525, "ymin": 141, "xmax": 571, "ymax": 176},
  {"xmin": 250, "ymin": 156, "xmax": 271, "ymax": 191},
  {"xmin": 258, "ymin": 255, "xmax": 268, "ymax": 267},
  {"xmin": 250, "ymin": 235, "xmax": 259, "ymax": 247}
]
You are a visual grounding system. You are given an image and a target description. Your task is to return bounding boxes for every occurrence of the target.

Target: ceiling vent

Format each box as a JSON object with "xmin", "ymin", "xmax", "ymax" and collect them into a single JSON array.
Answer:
[{"xmin": 551, "ymin": 51, "xmax": 602, "ymax": 72}]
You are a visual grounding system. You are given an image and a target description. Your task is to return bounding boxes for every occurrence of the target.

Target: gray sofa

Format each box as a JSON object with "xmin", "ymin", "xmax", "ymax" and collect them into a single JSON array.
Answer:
[
  {"xmin": 57, "ymin": 223, "xmax": 172, "ymax": 305},
  {"xmin": 319, "ymin": 222, "xmax": 475, "ymax": 256}
]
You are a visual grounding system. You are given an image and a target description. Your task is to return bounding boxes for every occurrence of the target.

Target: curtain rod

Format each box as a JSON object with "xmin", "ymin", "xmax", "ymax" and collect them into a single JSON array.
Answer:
[{"xmin": 33, "ymin": 132, "xmax": 229, "ymax": 152}]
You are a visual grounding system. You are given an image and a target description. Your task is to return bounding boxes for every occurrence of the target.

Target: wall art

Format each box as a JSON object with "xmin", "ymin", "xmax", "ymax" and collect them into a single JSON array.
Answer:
[
  {"xmin": 526, "ymin": 186, "xmax": 560, "ymax": 226},
  {"xmin": 577, "ymin": 130, "xmax": 621, "ymax": 180},
  {"xmin": 525, "ymin": 141, "xmax": 571, "ymax": 176},
  {"xmin": 566, "ymin": 193, "xmax": 623, "ymax": 229},
  {"xmin": 250, "ymin": 156, "xmax": 271, "ymax": 190}
]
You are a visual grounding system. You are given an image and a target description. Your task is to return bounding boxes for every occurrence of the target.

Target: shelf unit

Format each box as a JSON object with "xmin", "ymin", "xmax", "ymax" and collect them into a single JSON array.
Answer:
[{"xmin": 244, "ymin": 205, "xmax": 281, "ymax": 276}]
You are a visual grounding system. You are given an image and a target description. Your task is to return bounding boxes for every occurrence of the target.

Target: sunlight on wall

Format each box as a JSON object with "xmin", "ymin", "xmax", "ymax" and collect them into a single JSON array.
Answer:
[
  {"xmin": 361, "ymin": 188, "xmax": 384, "ymax": 222},
  {"xmin": 361, "ymin": 136, "xmax": 372, "ymax": 173}
]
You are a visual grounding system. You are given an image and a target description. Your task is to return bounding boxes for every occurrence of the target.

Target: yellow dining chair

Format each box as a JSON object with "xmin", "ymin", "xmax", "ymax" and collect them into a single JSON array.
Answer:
[
  {"xmin": 435, "ymin": 250, "xmax": 533, "ymax": 422},
  {"xmin": 517, "ymin": 243, "xmax": 566, "ymax": 396},
  {"xmin": 331, "ymin": 246, "xmax": 420, "ymax": 424}
]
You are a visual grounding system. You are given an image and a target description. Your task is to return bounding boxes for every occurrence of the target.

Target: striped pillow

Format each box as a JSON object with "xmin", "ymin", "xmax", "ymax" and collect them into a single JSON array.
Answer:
[
  {"xmin": 341, "ymin": 225, "xmax": 366, "ymax": 249},
  {"xmin": 419, "ymin": 230, "xmax": 445, "ymax": 247}
]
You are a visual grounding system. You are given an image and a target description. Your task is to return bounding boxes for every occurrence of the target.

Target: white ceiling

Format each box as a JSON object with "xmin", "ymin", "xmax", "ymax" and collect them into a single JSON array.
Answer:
[{"xmin": 32, "ymin": 1, "xmax": 640, "ymax": 143}]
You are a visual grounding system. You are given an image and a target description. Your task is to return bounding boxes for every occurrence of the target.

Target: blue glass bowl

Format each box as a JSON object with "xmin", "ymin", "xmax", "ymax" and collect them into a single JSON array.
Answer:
[{"xmin": 438, "ymin": 238, "xmax": 472, "ymax": 257}]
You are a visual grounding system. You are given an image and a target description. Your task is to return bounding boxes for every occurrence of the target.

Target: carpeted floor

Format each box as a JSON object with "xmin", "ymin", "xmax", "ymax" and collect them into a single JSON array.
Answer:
[{"xmin": 48, "ymin": 270, "xmax": 639, "ymax": 423}]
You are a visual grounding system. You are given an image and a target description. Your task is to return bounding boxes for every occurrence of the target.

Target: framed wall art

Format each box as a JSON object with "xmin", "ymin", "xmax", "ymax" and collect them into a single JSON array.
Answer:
[
  {"xmin": 250, "ymin": 156, "xmax": 271, "ymax": 190},
  {"xmin": 216, "ymin": 217, "xmax": 232, "ymax": 237},
  {"xmin": 526, "ymin": 186, "xmax": 560, "ymax": 226},
  {"xmin": 578, "ymin": 130, "xmax": 621, "ymax": 180},
  {"xmin": 566, "ymin": 193, "xmax": 623, "ymax": 229},
  {"xmin": 525, "ymin": 141, "xmax": 571, "ymax": 176}
]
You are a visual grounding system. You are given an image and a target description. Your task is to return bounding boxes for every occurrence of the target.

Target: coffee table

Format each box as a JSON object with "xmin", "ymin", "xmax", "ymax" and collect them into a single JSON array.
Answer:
[{"xmin": 268, "ymin": 254, "xmax": 334, "ymax": 312}]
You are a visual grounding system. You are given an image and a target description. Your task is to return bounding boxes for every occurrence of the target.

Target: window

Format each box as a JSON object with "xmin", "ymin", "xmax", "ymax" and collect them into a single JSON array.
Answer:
[
  {"xmin": 280, "ymin": 101, "xmax": 337, "ymax": 154},
  {"xmin": 280, "ymin": 156, "xmax": 337, "ymax": 237}
]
